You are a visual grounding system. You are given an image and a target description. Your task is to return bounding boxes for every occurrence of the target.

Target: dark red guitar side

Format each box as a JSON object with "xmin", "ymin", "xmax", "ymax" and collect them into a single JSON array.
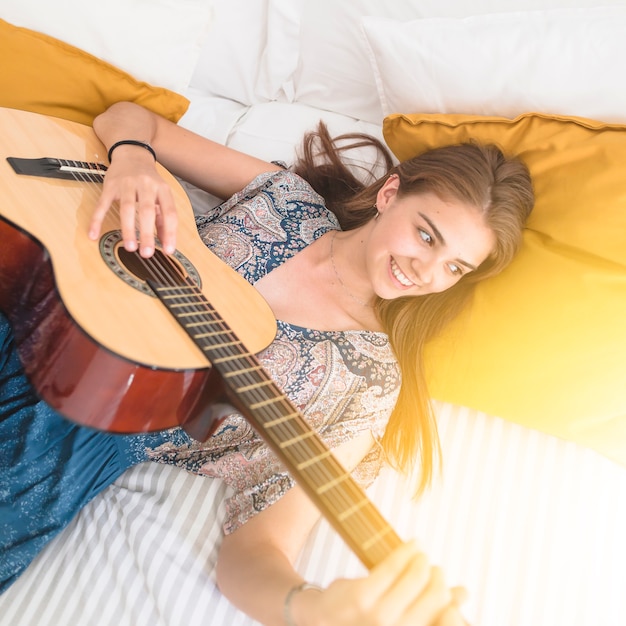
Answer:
[{"xmin": 0, "ymin": 216, "xmax": 216, "ymax": 435}]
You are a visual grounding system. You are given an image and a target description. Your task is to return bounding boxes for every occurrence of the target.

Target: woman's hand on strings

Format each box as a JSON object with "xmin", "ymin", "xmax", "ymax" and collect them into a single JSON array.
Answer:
[
  {"xmin": 293, "ymin": 540, "xmax": 469, "ymax": 626},
  {"xmin": 88, "ymin": 150, "xmax": 178, "ymax": 258}
]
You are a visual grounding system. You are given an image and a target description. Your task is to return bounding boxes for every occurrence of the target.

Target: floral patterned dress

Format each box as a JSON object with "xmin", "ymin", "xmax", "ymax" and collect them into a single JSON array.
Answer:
[{"xmin": 0, "ymin": 170, "xmax": 400, "ymax": 591}]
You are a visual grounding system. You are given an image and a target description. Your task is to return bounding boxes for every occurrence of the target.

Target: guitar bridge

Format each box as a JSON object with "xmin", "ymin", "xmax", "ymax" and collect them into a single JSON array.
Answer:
[{"xmin": 7, "ymin": 156, "xmax": 107, "ymax": 182}]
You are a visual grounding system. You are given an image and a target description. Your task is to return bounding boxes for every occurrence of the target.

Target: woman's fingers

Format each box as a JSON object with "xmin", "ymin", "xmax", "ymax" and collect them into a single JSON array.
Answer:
[
  {"xmin": 358, "ymin": 542, "xmax": 468, "ymax": 626},
  {"xmin": 338, "ymin": 541, "xmax": 448, "ymax": 625},
  {"xmin": 360, "ymin": 542, "xmax": 431, "ymax": 622},
  {"xmin": 118, "ymin": 178, "xmax": 144, "ymax": 252},
  {"xmin": 155, "ymin": 195, "xmax": 178, "ymax": 255},
  {"xmin": 88, "ymin": 169, "xmax": 178, "ymax": 257},
  {"xmin": 291, "ymin": 542, "xmax": 468, "ymax": 626},
  {"xmin": 89, "ymin": 186, "xmax": 117, "ymax": 241},
  {"xmin": 449, "ymin": 586, "xmax": 468, "ymax": 608},
  {"xmin": 366, "ymin": 541, "xmax": 432, "ymax": 598},
  {"xmin": 404, "ymin": 565, "xmax": 455, "ymax": 626}
]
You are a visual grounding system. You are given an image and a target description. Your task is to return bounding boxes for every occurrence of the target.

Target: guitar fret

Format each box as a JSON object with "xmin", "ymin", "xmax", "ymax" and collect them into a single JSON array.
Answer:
[
  {"xmin": 155, "ymin": 292, "xmax": 202, "ymax": 302},
  {"xmin": 278, "ymin": 429, "xmax": 317, "ymax": 449},
  {"xmin": 178, "ymin": 308, "xmax": 215, "ymax": 314},
  {"xmin": 158, "ymin": 288, "xmax": 196, "ymax": 296},
  {"xmin": 263, "ymin": 411, "xmax": 300, "ymax": 427},
  {"xmin": 222, "ymin": 365, "xmax": 265, "ymax": 378},
  {"xmin": 168, "ymin": 301, "xmax": 206, "ymax": 309},
  {"xmin": 202, "ymin": 340, "xmax": 243, "ymax": 350},
  {"xmin": 191, "ymin": 329, "xmax": 233, "ymax": 340},
  {"xmin": 361, "ymin": 525, "xmax": 395, "ymax": 551},
  {"xmin": 296, "ymin": 449, "xmax": 332, "ymax": 470},
  {"xmin": 235, "ymin": 379, "xmax": 275, "ymax": 393},
  {"xmin": 336, "ymin": 498, "xmax": 370, "ymax": 522},
  {"xmin": 249, "ymin": 395, "xmax": 284, "ymax": 410},
  {"xmin": 177, "ymin": 311, "xmax": 212, "ymax": 319},
  {"xmin": 211, "ymin": 353, "xmax": 251, "ymax": 364},
  {"xmin": 185, "ymin": 320, "xmax": 215, "ymax": 328},
  {"xmin": 314, "ymin": 472, "xmax": 350, "ymax": 494}
]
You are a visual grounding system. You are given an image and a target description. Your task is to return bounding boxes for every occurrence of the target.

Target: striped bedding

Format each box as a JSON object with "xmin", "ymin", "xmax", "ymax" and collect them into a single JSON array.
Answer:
[{"xmin": 1, "ymin": 401, "xmax": 625, "ymax": 626}]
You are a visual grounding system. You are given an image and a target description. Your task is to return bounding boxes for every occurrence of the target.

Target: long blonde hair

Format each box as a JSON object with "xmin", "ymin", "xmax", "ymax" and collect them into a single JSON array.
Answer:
[{"xmin": 294, "ymin": 123, "xmax": 534, "ymax": 492}]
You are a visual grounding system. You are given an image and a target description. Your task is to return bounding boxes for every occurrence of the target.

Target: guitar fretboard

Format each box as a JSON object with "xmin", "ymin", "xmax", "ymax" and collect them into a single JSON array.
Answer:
[{"xmin": 151, "ymin": 280, "xmax": 403, "ymax": 569}]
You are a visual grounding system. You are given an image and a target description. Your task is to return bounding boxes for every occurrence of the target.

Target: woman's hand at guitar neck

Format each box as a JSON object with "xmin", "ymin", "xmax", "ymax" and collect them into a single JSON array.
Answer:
[
  {"xmin": 291, "ymin": 540, "xmax": 469, "ymax": 626},
  {"xmin": 217, "ymin": 439, "xmax": 469, "ymax": 626}
]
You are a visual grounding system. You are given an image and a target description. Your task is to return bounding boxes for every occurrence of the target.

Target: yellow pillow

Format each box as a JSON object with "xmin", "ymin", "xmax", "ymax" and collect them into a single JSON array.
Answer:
[
  {"xmin": 383, "ymin": 112, "xmax": 626, "ymax": 467},
  {"xmin": 0, "ymin": 18, "xmax": 189, "ymax": 125}
]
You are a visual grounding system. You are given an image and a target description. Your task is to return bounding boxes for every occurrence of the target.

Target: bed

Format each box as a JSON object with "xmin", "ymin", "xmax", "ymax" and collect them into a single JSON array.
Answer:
[{"xmin": 1, "ymin": 1, "xmax": 626, "ymax": 625}]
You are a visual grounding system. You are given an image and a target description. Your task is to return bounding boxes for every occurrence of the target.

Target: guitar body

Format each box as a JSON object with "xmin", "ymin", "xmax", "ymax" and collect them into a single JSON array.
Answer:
[
  {"xmin": 0, "ymin": 107, "xmax": 276, "ymax": 436},
  {"xmin": 0, "ymin": 107, "xmax": 405, "ymax": 569}
]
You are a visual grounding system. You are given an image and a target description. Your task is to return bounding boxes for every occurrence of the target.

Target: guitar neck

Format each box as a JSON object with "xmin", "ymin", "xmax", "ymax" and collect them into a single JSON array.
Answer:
[{"xmin": 151, "ymin": 280, "xmax": 404, "ymax": 569}]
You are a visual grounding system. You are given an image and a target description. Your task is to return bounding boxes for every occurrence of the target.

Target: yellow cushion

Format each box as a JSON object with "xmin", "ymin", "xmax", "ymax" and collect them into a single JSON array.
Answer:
[
  {"xmin": 383, "ymin": 112, "xmax": 626, "ymax": 466},
  {"xmin": 0, "ymin": 18, "xmax": 189, "ymax": 125}
]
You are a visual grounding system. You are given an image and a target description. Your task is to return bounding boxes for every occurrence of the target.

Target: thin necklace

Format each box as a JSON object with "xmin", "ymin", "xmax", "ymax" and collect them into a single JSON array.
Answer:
[{"xmin": 329, "ymin": 231, "xmax": 373, "ymax": 308}]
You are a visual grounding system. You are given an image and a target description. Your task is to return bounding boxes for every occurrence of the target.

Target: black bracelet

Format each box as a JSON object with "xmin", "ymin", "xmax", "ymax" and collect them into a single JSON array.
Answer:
[{"xmin": 107, "ymin": 139, "xmax": 156, "ymax": 163}]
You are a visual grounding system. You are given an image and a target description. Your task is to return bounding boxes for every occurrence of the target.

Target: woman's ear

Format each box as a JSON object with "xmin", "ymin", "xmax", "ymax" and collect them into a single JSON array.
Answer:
[{"xmin": 376, "ymin": 174, "xmax": 400, "ymax": 213}]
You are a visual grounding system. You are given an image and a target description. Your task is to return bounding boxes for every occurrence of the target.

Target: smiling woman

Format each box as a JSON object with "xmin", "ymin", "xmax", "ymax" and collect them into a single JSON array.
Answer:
[
  {"xmin": 1, "ymin": 103, "xmax": 533, "ymax": 626},
  {"xmin": 294, "ymin": 125, "xmax": 534, "ymax": 491}
]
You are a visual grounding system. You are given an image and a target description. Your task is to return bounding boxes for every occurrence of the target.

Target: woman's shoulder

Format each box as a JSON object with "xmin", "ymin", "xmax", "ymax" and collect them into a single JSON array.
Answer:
[
  {"xmin": 203, "ymin": 169, "xmax": 339, "ymax": 244},
  {"xmin": 195, "ymin": 169, "xmax": 340, "ymax": 282},
  {"xmin": 235, "ymin": 168, "xmax": 328, "ymax": 212},
  {"xmin": 197, "ymin": 168, "xmax": 338, "ymax": 230}
]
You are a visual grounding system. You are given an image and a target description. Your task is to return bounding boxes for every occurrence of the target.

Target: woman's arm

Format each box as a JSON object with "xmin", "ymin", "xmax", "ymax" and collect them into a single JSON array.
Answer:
[
  {"xmin": 90, "ymin": 101, "xmax": 283, "ymax": 256},
  {"xmin": 216, "ymin": 483, "xmax": 322, "ymax": 625},
  {"xmin": 216, "ymin": 432, "xmax": 469, "ymax": 626}
]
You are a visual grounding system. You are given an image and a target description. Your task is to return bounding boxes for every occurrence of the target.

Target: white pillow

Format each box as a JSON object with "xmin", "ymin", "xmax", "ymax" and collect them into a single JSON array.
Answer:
[
  {"xmin": 362, "ymin": 7, "xmax": 626, "ymax": 123},
  {"xmin": 188, "ymin": 0, "xmax": 266, "ymax": 103},
  {"xmin": 188, "ymin": 0, "xmax": 302, "ymax": 105},
  {"xmin": 291, "ymin": 0, "xmax": 426, "ymax": 124},
  {"xmin": 286, "ymin": 0, "xmax": 626, "ymax": 124},
  {"xmin": 221, "ymin": 101, "xmax": 386, "ymax": 171},
  {"xmin": 1, "ymin": 0, "xmax": 214, "ymax": 94}
]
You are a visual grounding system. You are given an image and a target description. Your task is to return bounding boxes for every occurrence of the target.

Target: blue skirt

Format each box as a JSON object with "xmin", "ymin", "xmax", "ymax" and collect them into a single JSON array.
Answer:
[{"xmin": 0, "ymin": 313, "xmax": 183, "ymax": 592}]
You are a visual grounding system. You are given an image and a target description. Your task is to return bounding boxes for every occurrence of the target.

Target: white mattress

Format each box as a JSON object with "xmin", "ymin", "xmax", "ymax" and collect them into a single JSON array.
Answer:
[{"xmin": 2, "ymin": 401, "xmax": 624, "ymax": 626}]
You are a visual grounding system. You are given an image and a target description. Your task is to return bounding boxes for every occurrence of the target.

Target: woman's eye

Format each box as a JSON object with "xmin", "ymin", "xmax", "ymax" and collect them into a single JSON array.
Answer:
[
  {"xmin": 418, "ymin": 228, "xmax": 433, "ymax": 246},
  {"xmin": 448, "ymin": 263, "xmax": 463, "ymax": 276}
]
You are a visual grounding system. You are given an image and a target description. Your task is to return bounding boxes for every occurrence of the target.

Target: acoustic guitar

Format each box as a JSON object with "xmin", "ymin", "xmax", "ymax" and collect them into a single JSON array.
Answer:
[{"xmin": 0, "ymin": 106, "xmax": 403, "ymax": 569}]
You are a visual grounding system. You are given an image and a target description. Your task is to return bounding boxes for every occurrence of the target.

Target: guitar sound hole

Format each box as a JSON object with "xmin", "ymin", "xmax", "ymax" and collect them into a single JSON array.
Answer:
[
  {"xmin": 117, "ymin": 246, "xmax": 172, "ymax": 283},
  {"xmin": 99, "ymin": 230, "xmax": 201, "ymax": 296}
]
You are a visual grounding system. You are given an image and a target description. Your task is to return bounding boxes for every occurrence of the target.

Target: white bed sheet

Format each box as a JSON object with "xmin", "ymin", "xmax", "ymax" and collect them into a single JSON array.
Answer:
[
  {"xmin": 2, "ymin": 401, "xmax": 624, "ymax": 626},
  {"xmin": 2, "ymin": 1, "xmax": 625, "ymax": 624}
]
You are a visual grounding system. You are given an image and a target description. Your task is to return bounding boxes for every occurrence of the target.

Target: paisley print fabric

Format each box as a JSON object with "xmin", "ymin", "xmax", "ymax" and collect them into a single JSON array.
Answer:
[{"xmin": 151, "ymin": 171, "xmax": 401, "ymax": 532}]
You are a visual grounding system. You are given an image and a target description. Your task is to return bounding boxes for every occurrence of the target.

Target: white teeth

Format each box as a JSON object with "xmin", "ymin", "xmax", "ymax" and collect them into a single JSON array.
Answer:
[{"xmin": 391, "ymin": 258, "xmax": 414, "ymax": 287}]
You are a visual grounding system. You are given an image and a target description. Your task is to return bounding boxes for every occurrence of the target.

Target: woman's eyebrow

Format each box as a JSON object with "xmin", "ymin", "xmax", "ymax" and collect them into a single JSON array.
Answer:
[
  {"xmin": 419, "ymin": 212, "xmax": 478, "ymax": 271},
  {"xmin": 419, "ymin": 212, "xmax": 445, "ymax": 244}
]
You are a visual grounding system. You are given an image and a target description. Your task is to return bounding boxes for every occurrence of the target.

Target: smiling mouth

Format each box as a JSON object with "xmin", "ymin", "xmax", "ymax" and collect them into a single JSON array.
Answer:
[{"xmin": 390, "ymin": 257, "xmax": 415, "ymax": 287}]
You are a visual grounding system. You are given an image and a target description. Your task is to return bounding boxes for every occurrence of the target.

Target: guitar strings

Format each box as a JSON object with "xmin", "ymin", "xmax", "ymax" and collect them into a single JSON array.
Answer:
[
  {"xmin": 133, "ymin": 251, "xmax": 398, "ymax": 559},
  {"xmin": 73, "ymin": 162, "xmax": 401, "ymax": 563}
]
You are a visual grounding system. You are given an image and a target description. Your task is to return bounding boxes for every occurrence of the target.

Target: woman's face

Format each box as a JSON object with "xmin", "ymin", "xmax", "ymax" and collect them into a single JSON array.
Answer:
[{"xmin": 367, "ymin": 175, "xmax": 496, "ymax": 298}]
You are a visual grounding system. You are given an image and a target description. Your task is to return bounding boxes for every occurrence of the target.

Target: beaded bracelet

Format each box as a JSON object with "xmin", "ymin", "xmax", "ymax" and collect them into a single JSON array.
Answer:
[
  {"xmin": 284, "ymin": 582, "xmax": 323, "ymax": 626},
  {"xmin": 107, "ymin": 139, "xmax": 156, "ymax": 163}
]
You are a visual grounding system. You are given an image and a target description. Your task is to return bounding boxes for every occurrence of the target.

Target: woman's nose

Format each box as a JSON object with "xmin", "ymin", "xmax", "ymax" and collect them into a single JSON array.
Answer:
[{"xmin": 418, "ymin": 262, "xmax": 434, "ymax": 285}]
